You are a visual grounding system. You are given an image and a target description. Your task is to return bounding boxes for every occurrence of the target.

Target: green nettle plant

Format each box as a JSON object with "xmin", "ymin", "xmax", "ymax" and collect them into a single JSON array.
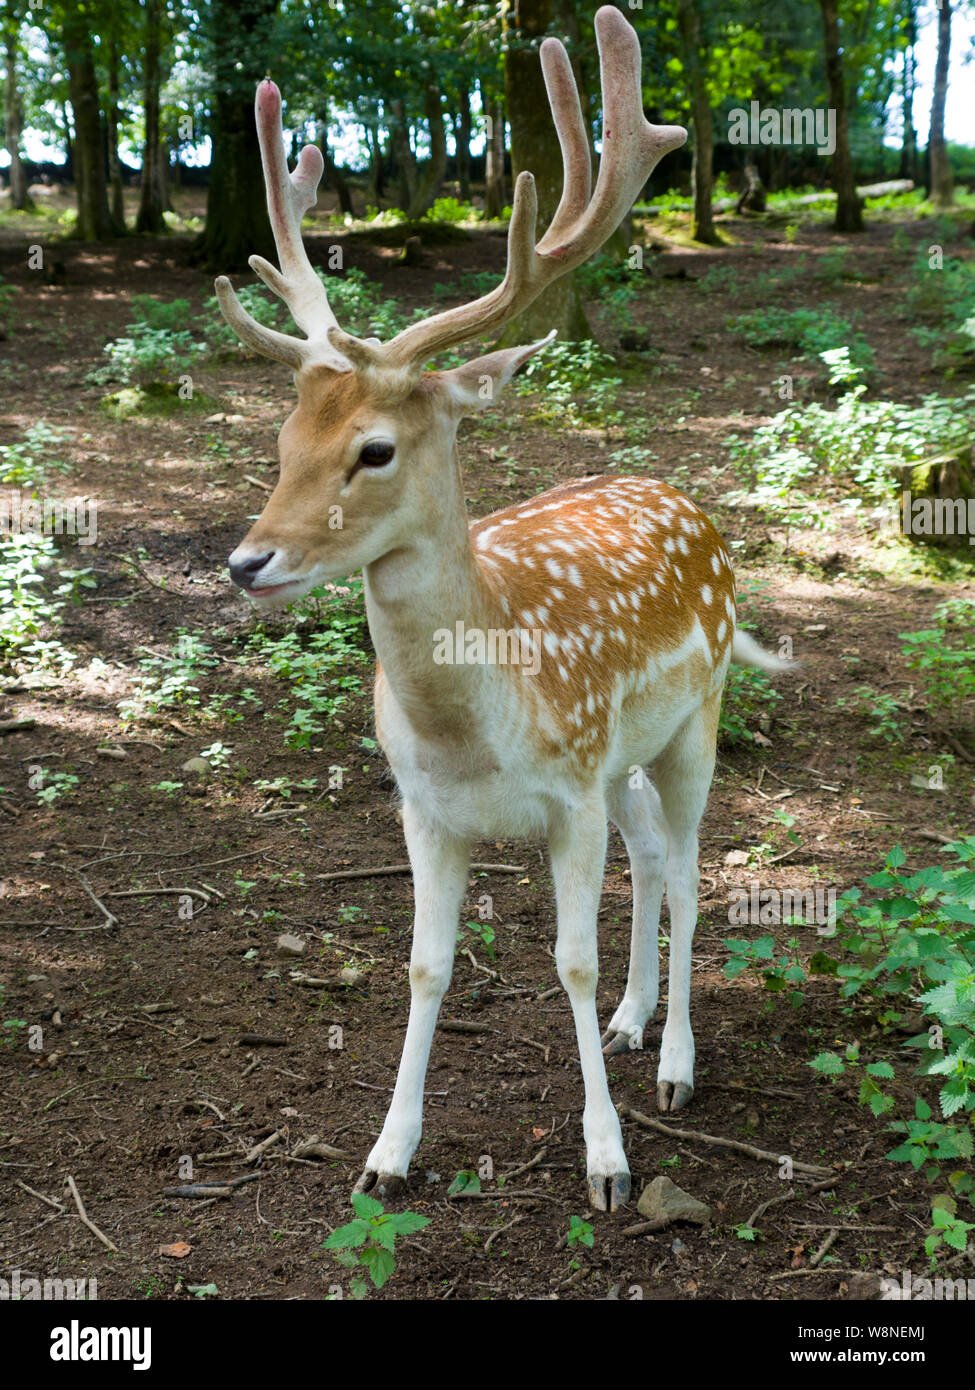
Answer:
[
  {"xmin": 726, "ymin": 350, "xmax": 975, "ymax": 517},
  {"xmin": 323, "ymin": 1193, "xmax": 431, "ymax": 1296},
  {"xmin": 0, "ymin": 421, "xmax": 72, "ymax": 487},
  {"xmin": 89, "ymin": 296, "xmax": 206, "ymax": 386},
  {"xmin": 514, "ymin": 340, "xmax": 624, "ymax": 427},
  {"xmin": 808, "ymin": 841, "xmax": 975, "ymax": 1253},
  {"xmin": 726, "ymin": 305, "xmax": 874, "ymax": 374},
  {"xmin": 899, "ymin": 599, "xmax": 975, "ymax": 733}
]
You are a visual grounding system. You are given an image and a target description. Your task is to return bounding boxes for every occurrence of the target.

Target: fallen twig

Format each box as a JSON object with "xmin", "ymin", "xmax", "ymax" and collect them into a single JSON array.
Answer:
[
  {"xmin": 15, "ymin": 1179, "xmax": 65, "ymax": 1212},
  {"xmin": 103, "ymin": 886, "xmax": 210, "ymax": 904},
  {"xmin": 316, "ymin": 861, "xmax": 526, "ymax": 883},
  {"xmin": 622, "ymin": 1106, "xmax": 834, "ymax": 1177},
  {"xmin": 484, "ymin": 1213, "xmax": 526, "ymax": 1253},
  {"xmin": 65, "ymin": 1174, "xmax": 118, "ymax": 1253},
  {"xmin": 163, "ymin": 1173, "xmax": 261, "ymax": 1199},
  {"xmin": 245, "ymin": 1129, "xmax": 285, "ymax": 1164}
]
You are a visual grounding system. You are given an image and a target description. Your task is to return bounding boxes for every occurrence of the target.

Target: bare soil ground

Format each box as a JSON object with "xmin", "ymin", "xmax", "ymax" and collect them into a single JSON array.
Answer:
[{"xmin": 1, "ymin": 192, "xmax": 973, "ymax": 1302}]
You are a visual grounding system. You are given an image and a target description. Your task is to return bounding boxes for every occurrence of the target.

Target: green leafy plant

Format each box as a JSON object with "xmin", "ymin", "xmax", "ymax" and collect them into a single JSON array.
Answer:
[
  {"xmin": 514, "ymin": 339, "xmax": 623, "ymax": 427},
  {"xmin": 458, "ymin": 919, "xmax": 496, "ymax": 961},
  {"xmin": 566, "ymin": 1215, "xmax": 594, "ymax": 1249},
  {"xmin": 899, "ymin": 599, "xmax": 975, "ymax": 732},
  {"xmin": 810, "ymin": 840, "xmax": 975, "ymax": 1246},
  {"xmin": 726, "ymin": 305, "xmax": 873, "ymax": 373},
  {"xmin": 724, "ymin": 933, "xmax": 808, "ymax": 1006},
  {"xmin": 448, "ymin": 1170, "xmax": 482, "ymax": 1195},
  {"xmin": 89, "ymin": 296, "xmax": 205, "ymax": 385},
  {"xmin": 0, "ymin": 421, "xmax": 72, "ymax": 487},
  {"xmin": 719, "ymin": 662, "xmax": 782, "ymax": 745},
  {"xmin": 833, "ymin": 685, "xmax": 904, "ymax": 743},
  {"xmin": 323, "ymin": 1192, "xmax": 431, "ymax": 1295}
]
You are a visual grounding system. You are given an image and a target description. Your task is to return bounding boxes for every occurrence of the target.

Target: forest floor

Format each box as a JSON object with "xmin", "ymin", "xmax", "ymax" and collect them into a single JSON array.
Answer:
[{"xmin": 1, "ymin": 187, "xmax": 973, "ymax": 1302}]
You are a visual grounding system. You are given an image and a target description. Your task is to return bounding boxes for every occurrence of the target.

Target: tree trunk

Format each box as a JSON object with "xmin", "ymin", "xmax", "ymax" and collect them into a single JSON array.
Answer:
[
  {"xmin": 818, "ymin": 0, "xmax": 863, "ymax": 232},
  {"xmin": 456, "ymin": 85, "xmax": 472, "ymax": 202},
  {"xmin": 407, "ymin": 86, "xmax": 448, "ymax": 218},
  {"xmin": 136, "ymin": 0, "xmax": 166, "ymax": 233},
  {"xmin": 60, "ymin": 101, "xmax": 74, "ymax": 179},
  {"xmin": 63, "ymin": 16, "xmax": 117, "ymax": 239},
  {"xmin": 899, "ymin": 6, "xmax": 918, "ymax": 182},
  {"xmin": 106, "ymin": 38, "xmax": 125, "ymax": 229},
  {"xmin": 500, "ymin": 0, "xmax": 590, "ymax": 345},
  {"xmin": 928, "ymin": 0, "xmax": 953, "ymax": 210},
  {"xmin": 484, "ymin": 94, "xmax": 506, "ymax": 218},
  {"xmin": 318, "ymin": 113, "xmax": 355, "ymax": 217},
  {"xmin": 677, "ymin": 0, "xmax": 719, "ymax": 245},
  {"xmin": 389, "ymin": 99, "xmax": 418, "ymax": 213},
  {"xmin": 3, "ymin": 10, "xmax": 33, "ymax": 211},
  {"xmin": 192, "ymin": 0, "xmax": 279, "ymax": 271},
  {"xmin": 158, "ymin": 137, "xmax": 174, "ymax": 213}
]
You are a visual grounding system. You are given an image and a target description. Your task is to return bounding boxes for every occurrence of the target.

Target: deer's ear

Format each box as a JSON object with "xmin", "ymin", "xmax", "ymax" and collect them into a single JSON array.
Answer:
[{"xmin": 439, "ymin": 331, "xmax": 557, "ymax": 416}]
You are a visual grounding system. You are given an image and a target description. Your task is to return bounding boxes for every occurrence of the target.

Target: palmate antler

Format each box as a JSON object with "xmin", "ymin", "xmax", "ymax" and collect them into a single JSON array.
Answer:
[{"xmin": 215, "ymin": 6, "xmax": 686, "ymax": 374}]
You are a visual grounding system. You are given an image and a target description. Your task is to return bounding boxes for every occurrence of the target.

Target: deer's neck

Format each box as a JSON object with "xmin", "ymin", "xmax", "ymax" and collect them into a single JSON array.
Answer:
[{"xmin": 363, "ymin": 451, "xmax": 508, "ymax": 748}]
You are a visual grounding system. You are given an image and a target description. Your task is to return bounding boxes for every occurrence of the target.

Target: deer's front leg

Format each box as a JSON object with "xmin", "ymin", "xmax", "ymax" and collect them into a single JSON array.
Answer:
[
  {"xmin": 354, "ymin": 801, "xmax": 471, "ymax": 1199},
  {"xmin": 549, "ymin": 796, "xmax": 630, "ymax": 1213}
]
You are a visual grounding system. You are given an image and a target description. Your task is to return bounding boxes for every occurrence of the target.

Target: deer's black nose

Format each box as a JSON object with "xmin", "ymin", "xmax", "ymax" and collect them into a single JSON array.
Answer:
[{"xmin": 229, "ymin": 551, "xmax": 275, "ymax": 591}]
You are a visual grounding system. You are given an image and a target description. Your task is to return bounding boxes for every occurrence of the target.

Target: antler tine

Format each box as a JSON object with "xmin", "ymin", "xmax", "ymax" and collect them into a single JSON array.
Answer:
[
  {"xmin": 536, "ymin": 39, "xmax": 592, "ymax": 248},
  {"xmin": 536, "ymin": 8, "xmax": 685, "ymax": 259},
  {"xmin": 214, "ymin": 79, "xmax": 351, "ymax": 373},
  {"xmin": 383, "ymin": 5, "xmax": 686, "ymax": 371}
]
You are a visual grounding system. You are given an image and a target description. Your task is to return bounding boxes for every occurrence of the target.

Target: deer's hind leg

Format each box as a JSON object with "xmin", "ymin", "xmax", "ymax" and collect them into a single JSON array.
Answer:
[{"xmin": 601, "ymin": 775, "xmax": 667, "ymax": 1058}]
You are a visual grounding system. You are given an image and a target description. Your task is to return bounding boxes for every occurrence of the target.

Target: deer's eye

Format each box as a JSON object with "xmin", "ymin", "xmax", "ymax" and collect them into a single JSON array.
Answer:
[{"xmin": 359, "ymin": 440, "xmax": 395, "ymax": 468}]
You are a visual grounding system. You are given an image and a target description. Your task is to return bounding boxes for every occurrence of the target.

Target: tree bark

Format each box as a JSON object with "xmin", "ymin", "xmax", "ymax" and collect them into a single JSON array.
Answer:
[
  {"xmin": 192, "ymin": 0, "xmax": 280, "ymax": 271},
  {"xmin": 818, "ymin": 0, "xmax": 863, "ymax": 232},
  {"xmin": 3, "ymin": 8, "xmax": 33, "ymax": 211},
  {"xmin": 677, "ymin": 0, "xmax": 720, "ymax": 245},
  {"xmin": 106, "ymin": 38, "xmax": 125, "ymax": 229},
  {"xmin": 136, "ymin": 0, "xmax": 167, "ymax": 233},
  {"xmin": 500, "ymin": 0, "xmax": 590, "ymax": 345},
  {"xmin": 407, "ymin": 85, "xmax": 448, "ymax": 218},
  {"xmin": 389, "ymin": 99, "xmax": 418, "ymax": 213},
  {"xmin": 456, "ymin": 85, "xmax": 472, "ymax": 202},
  {"xmin": 318, "ymin": 112, "xmax": 355, "ymax": 217},
  {"xmin": 928, "ymin": 0, "xmax": 954, "ymax": 210},
  {"xmin": 899, "ymin": 5, "xmax": 918, "ymax": 182},
  {"xmin": 484, "ymin": 94, "xmax": 506, "ymax": 218},
  {"xmin": 63, "ymin": 15, "xmax": 117, "ymax": 239}
]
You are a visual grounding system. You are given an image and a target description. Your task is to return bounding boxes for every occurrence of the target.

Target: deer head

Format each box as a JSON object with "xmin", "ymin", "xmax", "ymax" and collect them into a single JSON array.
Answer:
[{"xmin": 218, "ymin": 6, "xmax": 686, "ymax": 605}]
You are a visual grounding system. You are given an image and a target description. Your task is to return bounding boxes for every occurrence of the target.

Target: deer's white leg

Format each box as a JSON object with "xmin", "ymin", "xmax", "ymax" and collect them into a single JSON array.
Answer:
[
  {"xmin": 652, "ymin": 695, "xmax": 720, "ymax": 1113},
  {"xmin": 549, "ymin": 795, "xmax": 629, "ymax": 1212},
  {"xmin": 354, "ymin": 801, "xmax": 471, "ymax": 1197},
  {"xmin": 602, "ymin": 775, "xmax": 666, "ymax": 1057}
]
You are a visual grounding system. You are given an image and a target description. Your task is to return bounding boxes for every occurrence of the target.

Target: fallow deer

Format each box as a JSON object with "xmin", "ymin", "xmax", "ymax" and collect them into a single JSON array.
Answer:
[{"xmin": 216, "ymin": 6, "xmax": 793, "ymax": 1211}]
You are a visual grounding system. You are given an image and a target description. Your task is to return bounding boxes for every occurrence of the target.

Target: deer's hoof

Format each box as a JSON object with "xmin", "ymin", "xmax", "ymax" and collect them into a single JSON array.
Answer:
[
  {"xmin": 353, "ymin": 1169, "xmax": 406, "ymax": 1201},
  {"xmin": 600, "ymin": 1029, "xmax": 633, "ymax": 1057},
  {"xmin": 657, "ymin": 1079, "xmax": 694, "ymax": 1113},
  {"xmin": 587, "ymin": 1171, "xmax": 630, "ymax": 1212}
]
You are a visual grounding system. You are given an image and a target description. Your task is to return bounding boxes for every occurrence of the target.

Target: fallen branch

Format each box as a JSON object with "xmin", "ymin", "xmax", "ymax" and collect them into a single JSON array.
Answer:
[
  {"xmin": 103, "ymin": 887, "xmax": 210, "ymax": 904},
  {"xmin": 622, "ymin": 1106, "xmax": 833, "ymax": 1177},
  {"xmin": 68, "ymin": 870, "xmax": 119, "ymax": 930},
  {"xmin": 317, "ymin": 861, "xmax": 526, "ymax": 883},
  {"xmin": 244, "ymin": 1129, "xmax": 285, "ymax": 1164},
  {"xmin": 15, "ymin": 1179, "xmax": 65, "ymax": 1212},
  {"xmin": 163, "ymin": 1173, "xmax": 261, "ymax": 1199},
  {"xmin": 65, "ymin": 1174, "xmax": 119, "ymax": 1253},
  {"xmin": 0, "ymin": 718, "xmax": 35, "ymax": 735}
]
